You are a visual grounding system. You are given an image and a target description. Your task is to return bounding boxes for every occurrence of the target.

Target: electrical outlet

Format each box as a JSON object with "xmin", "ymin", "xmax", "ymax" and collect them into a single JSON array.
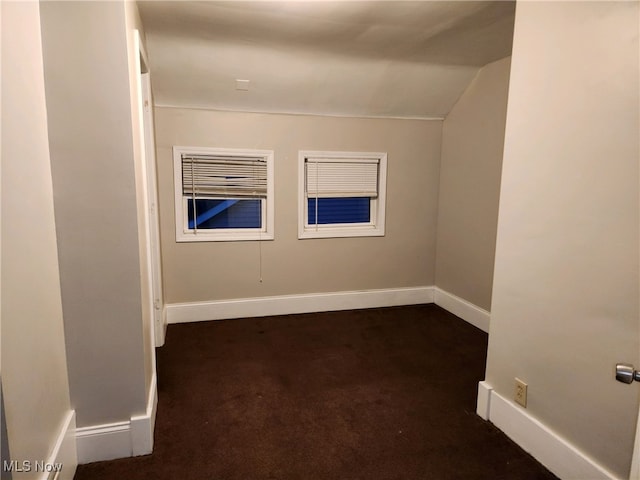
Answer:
[{"xmin": 515, "ymin": 378, "xmax": 528, "ymax": 407}]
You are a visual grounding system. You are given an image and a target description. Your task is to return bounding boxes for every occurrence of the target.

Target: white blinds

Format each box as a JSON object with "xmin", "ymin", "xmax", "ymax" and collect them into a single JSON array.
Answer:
[
  {"xmin": 182, "ymin": 154, "xmax": 268, "ymax": 198},
  {"xmin": 306, "ymin": 158, "xmax": 379, "ymax": 198}
]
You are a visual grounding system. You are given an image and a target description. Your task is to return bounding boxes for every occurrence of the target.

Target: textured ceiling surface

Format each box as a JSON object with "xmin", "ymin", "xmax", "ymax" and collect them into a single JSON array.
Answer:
[{"xmin": 138, "ymin": 1, "xmax": 515, "ymax": 118}]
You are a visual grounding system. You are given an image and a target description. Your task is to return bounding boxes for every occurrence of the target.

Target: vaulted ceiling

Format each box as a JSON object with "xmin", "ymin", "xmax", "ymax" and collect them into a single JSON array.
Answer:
[{"xmin": 138, "ymin": 1, "xmax": 515, "ymax": 118}]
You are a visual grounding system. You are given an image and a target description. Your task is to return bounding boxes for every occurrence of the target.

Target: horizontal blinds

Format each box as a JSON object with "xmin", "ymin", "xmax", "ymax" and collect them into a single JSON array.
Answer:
[
  {"xmin": 182, "ymin": 154, "xmax": 267, "ymax": 198},
  {"xmin": 306, "ymin": 159, "xmax": 379, "ymax": 198}
]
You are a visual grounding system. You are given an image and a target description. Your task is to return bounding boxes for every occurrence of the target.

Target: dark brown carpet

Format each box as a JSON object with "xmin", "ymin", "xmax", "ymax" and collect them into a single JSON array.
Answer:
[{"xmin": 74, "ymin": 304, "xmax": 558, "ymax": 480}]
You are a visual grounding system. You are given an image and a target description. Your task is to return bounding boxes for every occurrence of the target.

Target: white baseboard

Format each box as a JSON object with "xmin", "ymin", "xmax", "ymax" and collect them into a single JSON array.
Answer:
[
  {"xmin": 166, "ymin": 286, "xmax": 435, "ymax": 324},
  {"xmin": 131, "ymin": 372, "xmax": 158, "ymax": 456},
  {"xmin": 41, "ymin": 410, "xmax": 77, "ymax": 480},
  {"xmin": 476, "ymin": 381, "xmax": 492, "ymax": 420},
  {"xmin": 76, "ymin": 421, "xmax": 132, "ymax": 464},
  {"xmin": 76, "ymin": 372, "xmax": 157, "ymax": 464},
  {"xmin": 479, "ymin": 382, "xmax": 619, "ymax": 480},
  {"xmin": 434, "ymin": 288, "xmax": 490, "ymax": 333}
]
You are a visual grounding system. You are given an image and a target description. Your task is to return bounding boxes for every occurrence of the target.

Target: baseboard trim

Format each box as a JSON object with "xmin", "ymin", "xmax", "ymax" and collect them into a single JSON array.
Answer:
[
  {"xmin": 76, "ymin": 421, "xmax": 131, "ymax": 464},
  {"xmin": 76, "ymin": 373, "xmax": 158, "ymax": 464},
  {"xmin": 131, "ymin": 372, "xmax": 158, "ymax": 456},
  {"xmin": 41, "ymin": 410, "xmax": 76, "ymax": 480},
  {"xmin": 166, "ymin": 286, "xmax": 435, "ymax": 324},
  {"xmin": 434, "ymin": 288, "xmax": 490, "ymax": 333},
  {"xmin": 479, "ymin": 382, "xmax": 619, "ymax": 479},
  {"xmin": 476, "ymin": 381, "xmax": 492, "ymax": 420}
]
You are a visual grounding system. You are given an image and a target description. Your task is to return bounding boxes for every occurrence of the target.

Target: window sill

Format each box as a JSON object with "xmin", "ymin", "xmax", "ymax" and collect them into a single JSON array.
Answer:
[
  {"xmin": 176, "ymin": 231, "xmax": 274, "ymax": 242},
  {"xmin": 298, "ymin": 225, "xmax": 385, "ymax": 239}
]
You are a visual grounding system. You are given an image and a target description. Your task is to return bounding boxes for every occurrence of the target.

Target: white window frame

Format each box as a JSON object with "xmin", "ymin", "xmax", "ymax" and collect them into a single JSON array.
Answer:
[
  {"xmin": 173, "ymin": 146, "xmax": 274, "ymax": 242},
  {"xmin": 298, "ymin": 150, "xmax": 387, "ymax": 239}
]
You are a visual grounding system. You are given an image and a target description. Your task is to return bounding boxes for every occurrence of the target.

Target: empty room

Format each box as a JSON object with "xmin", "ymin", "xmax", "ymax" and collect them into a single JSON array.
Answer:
[{"xmin": 2, "ymin": 1, "xmax": 639, "ymax": 479}]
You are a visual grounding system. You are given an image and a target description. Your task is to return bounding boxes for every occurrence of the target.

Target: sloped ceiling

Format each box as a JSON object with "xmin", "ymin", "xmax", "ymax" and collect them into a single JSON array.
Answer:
[{"xmin": 138, "ymin": 1, "xmax": 514, "ymax": 118}]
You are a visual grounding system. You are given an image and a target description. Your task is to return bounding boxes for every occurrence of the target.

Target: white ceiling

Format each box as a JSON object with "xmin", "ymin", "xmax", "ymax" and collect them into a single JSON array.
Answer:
[{"xmin": 138, "ymin": 1, "xmax": 515, "ymax": 118}]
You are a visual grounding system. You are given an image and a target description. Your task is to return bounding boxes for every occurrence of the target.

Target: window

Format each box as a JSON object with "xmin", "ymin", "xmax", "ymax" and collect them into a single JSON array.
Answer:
[
  {"xmin": 298, "ymin": 150, "xmax": 387, "ymax": 239},
  {"xmin": 173, "ymin": 146, "xmax": 274, "ymax": 242}
]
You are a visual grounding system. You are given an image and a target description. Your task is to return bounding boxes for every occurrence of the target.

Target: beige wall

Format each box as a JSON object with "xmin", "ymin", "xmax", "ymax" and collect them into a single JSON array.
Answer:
[
  {"xmin": 435, "ymin": 57, "xmax": 511, "ymax": 311},
  {"xmin": 1, "ymin": 0, "xmax": 74, "ymax": 474},
  {"xmin": 485, "ymin": 2, "xmax": 639, "ymax": 477},
  {"xmin": 40, "ymin": 1, "xmax": 148, "ymax": 427},
  {"xmin": 155, "ymin": 108, "xmax": 441, "ymax": 303}
]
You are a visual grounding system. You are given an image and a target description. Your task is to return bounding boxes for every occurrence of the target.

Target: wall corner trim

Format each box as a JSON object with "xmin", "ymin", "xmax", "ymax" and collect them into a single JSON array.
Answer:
[
  {"xmin": 166, "ymin": 286, "xmax": 436, "ymax": 324},
  {"xmin": 477, "ymin": 383, "xmax": 620, "ymax": 480},
  {"xmin": 131, "ymin": 372, "xmax": 158, "ymax": 456},
  {"xmin": 76, "ymin": 373, "xmax": 158, "ymax": 464},
  {"xmin": 41, "ymin": 410, "xmax": 77, "ymax": 480},
  {"xmin": 154, "ymin": 307, "xmax": 167, "ymax": 348},
  {"xmin": 476, "ymin": 381, "xmax": 492, "ymax": 420},
  {"xmin": 434, "ymin": 288, "xmax": 490, "ymax": 332}
]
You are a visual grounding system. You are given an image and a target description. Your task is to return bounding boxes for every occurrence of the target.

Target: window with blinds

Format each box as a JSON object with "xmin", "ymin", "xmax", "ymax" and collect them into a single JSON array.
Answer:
[
  {"xmin": 298, "ymin": 151, "xmax": 387, "ymax": 239},
  {"xmin": 173, "ymin": 146, "xmax": 274, "ymax": 242}
]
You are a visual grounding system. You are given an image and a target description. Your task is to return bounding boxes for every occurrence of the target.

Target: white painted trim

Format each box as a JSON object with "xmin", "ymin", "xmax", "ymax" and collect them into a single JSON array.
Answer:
[
  {"xmin": 297, "ymin": 150, "xmax": 387, "ymax": 239},
  {"xmin": 173, "ymin": 146, "xmax": 275, "ymax": 242},
  {"xmin": 478, "ymin": 383, "xmax": 620, "ymax": 480},
  {"xmin": 630, "ymin": 407, "xmax": 640, "ymax": 479},
  {"xmin": 76, "ymin": 373, "xmax": 158, "ymax": 463},
  {"xmin": 166, "ymin": 286, "xmax": 435, "ymax": 324},
  {"xmin": 40, "ymin": 410, "xmax": 76, "ymax": 480},
  {"xmin": 131, "ymin": 372, "xmax": 158, "ymax": 456},
  {"xmin": 133, "ymin": 35, "xmax": 160, "ymax": 411},
  {"xmin": 158, "ymin": 305, "xmax": 168, "ymax": 348},
  {"xmin": 139, "ymin": 39, "xmax": 165, "ymax": 348},
  {"xmin": 76, "ymin": 421, "xmax": 131, "ymax": 464},
  {"xmin": 434, "ymin": 288, "xmax": 490, "ymax": 333},
  {"xmin": 154, "ymin": 103, "xmax": 446, "ymax": 122},
  {"xmin": 476, "ymin": 381, "xmax": 492, "ymax": 421}
]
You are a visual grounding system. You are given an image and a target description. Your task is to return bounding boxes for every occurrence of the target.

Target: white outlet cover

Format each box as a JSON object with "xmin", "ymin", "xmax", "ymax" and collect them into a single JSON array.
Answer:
[
  {"xmin": 235, "ymin": 79, "xmax": 250, "ymax": 91},
  {"xmin": 515, "ymin": 377, "xmax": 528, "ymax": 408}
]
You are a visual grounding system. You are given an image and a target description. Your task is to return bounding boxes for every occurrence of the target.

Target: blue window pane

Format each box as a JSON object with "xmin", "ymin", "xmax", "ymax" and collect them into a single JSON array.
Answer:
[
  {"xmin": 188, "ymin": 199, "xmax": 261, "ymax": 229},
  {"xmin": 308, "ymin": 197, "xmax": 370, "ymax": 225}
]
